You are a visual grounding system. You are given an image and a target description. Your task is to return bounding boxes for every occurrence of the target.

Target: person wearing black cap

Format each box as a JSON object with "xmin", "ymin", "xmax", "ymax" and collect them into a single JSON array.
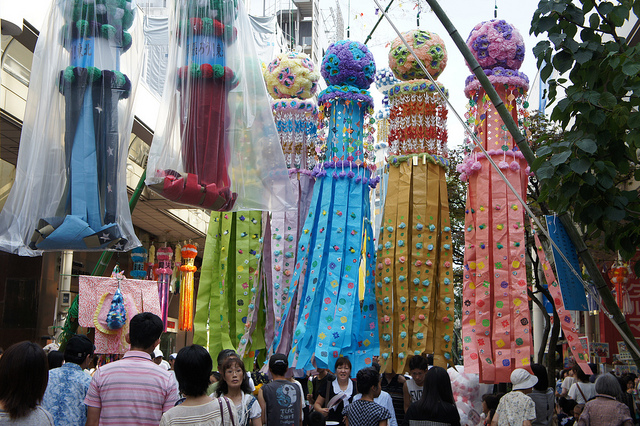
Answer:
[
  {"xmin": 258, "ymin": 353, "xmax": 303, "ymax": 426},
  {"xmin": 42, "ymin": 335, "xmax": 95, "ymax": 426}
]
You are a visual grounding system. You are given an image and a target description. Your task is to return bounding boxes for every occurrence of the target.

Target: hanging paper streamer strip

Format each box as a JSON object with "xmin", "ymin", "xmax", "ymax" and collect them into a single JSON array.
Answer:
[
  {"xmin": 274, "ymin": 40, "xmax": 379, "ymax": 373},
  {"xmin": 532, "ymin": 222, "xmax": 592, "ymax": 375},
  {"xmin": 179, "ymin": 244, "xmax": 197, "ymax": 331},
  {"xmin": 459, "ymin": 19, "xmax": 532, "ymax": 384},
  {"xmin": 130, "ymin": 246, "xmax": 148, "ymax": 279},
  {"xmin": 193, "ymin": 212, "xmax": 262, "ymax": 368},
  {"xmin": 377, "ymin": 29, "xmax": 453, "ymax": 373},
  {"xmin": 545, "ymin": 216, "xmax": 589, "ymax": 311},
  {"xmin": 156, "ymin": 246, "xmax": 173, "ymax": 330}
]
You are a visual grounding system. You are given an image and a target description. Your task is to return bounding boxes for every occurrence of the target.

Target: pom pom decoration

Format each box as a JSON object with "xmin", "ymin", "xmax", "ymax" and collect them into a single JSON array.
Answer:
[
  {"xmin": 321, "ymin": 40, "xmax": 376, "ymax": 89},
  {"xmin": 389, "ymin": 30, "xmax": 447, "ymax": 81},
  {"xmin": 264, "ymin": 52, "xmax": 320, "ymax": 99},
  {"xmin": 465, "ymin": 20, "xmax": 525, "ymax": 71},
  {"xmin": 374, "ymin": 68, "xmax": 400, "ymax": 97}
]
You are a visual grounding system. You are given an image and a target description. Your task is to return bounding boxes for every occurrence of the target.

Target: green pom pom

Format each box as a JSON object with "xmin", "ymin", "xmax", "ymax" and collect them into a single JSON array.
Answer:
[
  {"xmin": 82, "ymin": 2, "xmax": 95, "ymax": 19},
  {"xmin": 114, "ymin": 71, "xmax": 126, "ymax": 86},
  {"xmin": 122, "ymin": 31, "xmax": 132, "ymax": 49},
  {"xmin": 87, "ymin": 67, "xmax": 102, "ymax": 82},
  {"xmin": 71, "ymin": 2, "xmax": 83, "ymax": 21},
  {"xmin": 190, "ymin": 63, "xmax": 202, "ymax": 78},
  {"xmin": 101, "ymin": 24, "xmax": 116, "ymax": 40},
  {"xmin": 213, "ymin": 64, "xmax": 224, "ymax": 79},
  {"xmin": 122, "ymin": 9, "xmax": 134, "ymax": 30},
  {"xmin": 64, "ymin": 66, "xmax": 76, "ymax": 83},
  {"xmin": 202, "ymin": 18, "xmax": 214, "ymax": 35},
  {"xmin": 76, "ymin": 19, "xmax": 89, "ymax": 36}
]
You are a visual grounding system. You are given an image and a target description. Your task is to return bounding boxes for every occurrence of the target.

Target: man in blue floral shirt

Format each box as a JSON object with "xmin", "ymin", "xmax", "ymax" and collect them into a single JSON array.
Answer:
[{"xmin": 42, "ymin": 334, "xmax": 94, "ymax": 426}]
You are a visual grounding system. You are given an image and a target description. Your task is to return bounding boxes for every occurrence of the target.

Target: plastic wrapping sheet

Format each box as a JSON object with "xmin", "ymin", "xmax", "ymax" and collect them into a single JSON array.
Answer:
[
  {"xmin": 0, "ymin": 0, "xmax": 143, "ymax": 255},
  {"xmin": 146, "ymin": 0, "xmax": 294, "ymax": 212}
]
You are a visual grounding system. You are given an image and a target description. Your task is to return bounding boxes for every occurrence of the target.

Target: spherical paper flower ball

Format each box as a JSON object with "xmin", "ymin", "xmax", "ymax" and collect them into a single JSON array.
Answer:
[
  {"xmin": 374, "ymin": 68, "xmax": 400, "ymax": 96},
  {"xmin": 264, "ymin": 52, "xmax": 320, "ymax": 99},
  {"xmin": 321, "ymin": 40, "xmax": 376, "ymax": 89},
  {"xmin": 389, "ymin": 30, "xmax": 447, "ymax": 81},
  {"xmin": 466, "ymin": 19, "xmax": 525, "ymax": 70}
]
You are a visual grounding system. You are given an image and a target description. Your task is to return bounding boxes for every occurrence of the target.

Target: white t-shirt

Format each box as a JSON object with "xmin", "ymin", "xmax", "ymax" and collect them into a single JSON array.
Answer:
[
  {"xmin": 568, "ymin": 381, "xmax": 596, "ymax": 404},
  {"xmin": 561, "ymin": 376, "xmax": 575, "ymax": 394},
  {"xmin": 230, "ymin": 393, "xmax": 261, "ymax": 426}
]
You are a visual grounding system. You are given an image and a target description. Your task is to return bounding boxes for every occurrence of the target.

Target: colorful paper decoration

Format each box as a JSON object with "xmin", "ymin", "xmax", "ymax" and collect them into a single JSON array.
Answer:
[
  {"xmin": 545, "ymin": 216, "xmax": 588, "ymax": 311},
  {"xmin": 274, "ymin": 40, "xmax": 380, "ymax": 373},
  {"xmin": 130, "ymin": 246, "xmax": 148, "ymax": 279},
  {"xmin": 146, "ymin": 0, "xmax": 294, "ymax": 212},
  {"xmin": 376, "ymin": 30, "xmax": 453, "ymax": 373},
  {"xmin": 458, "ymin": 19, "xmax": 532, "ymax": 383},
  {"xmin": 155, "ymin": 246, "xmax": 173, "ymax": 330},
  {"xmin": 193, "ymin": 213, "xmax": 262, "ymax": 369},
  {"xmin": 245, "ymin": 52, "xmax": 321, "ymax": 358},
  {"xmin": 532, "ymin": 223, "xmax": 592, "ymax": 374},
  {"xmin": 179, "ymin": 244, "xmax": 197, "ymax": 331},
  {"xmin": 79, "ymin": 275, "xmax": 161, "ymax": 354},
  {"xmin": 0, "ymin": 0, "xmax": 142, "ymax": 255}
]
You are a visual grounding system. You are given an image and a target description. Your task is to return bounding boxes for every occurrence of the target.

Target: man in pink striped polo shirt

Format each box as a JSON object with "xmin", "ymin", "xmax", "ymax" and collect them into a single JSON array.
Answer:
[{"xmin": 85, "ymin": 312, "xmax": 179, "ymax": 425}]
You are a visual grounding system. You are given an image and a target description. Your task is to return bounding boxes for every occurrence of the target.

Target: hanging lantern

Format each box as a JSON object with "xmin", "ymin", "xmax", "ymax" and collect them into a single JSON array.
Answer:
[{"xmin": 156, "ymin": 246, "xmax": 174, "ymax": 330}]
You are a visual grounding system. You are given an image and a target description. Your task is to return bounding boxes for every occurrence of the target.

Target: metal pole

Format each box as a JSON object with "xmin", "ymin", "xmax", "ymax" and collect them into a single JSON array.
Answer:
[
  {"xmin": 364, "ymin": 0, "xmax": 395, "ymax": 45},
  {"xmin": 422, "ymin": 0, "xmax": 640, "ymax": 369}
]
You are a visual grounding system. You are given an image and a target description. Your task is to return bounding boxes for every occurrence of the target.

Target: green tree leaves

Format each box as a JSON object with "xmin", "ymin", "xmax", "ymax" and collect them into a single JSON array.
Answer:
[{"xmin": 531, "ymin": 0, "xmax": 640, "ymax": 263}]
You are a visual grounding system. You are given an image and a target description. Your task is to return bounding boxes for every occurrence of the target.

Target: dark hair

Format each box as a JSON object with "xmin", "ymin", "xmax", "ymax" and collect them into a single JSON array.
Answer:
[
  {"xmin": 408, "ymin": 354, "xmax": 428, "ymax": 371},
  {"xmin": 308, "ymin": 410, "xmax": 327, "ymax": 426},
  {"xmin": 64, "ymin": 335, "xmax": 95, "ymax": 365},
  {"xmin": 129, "ymin": 312, "xmax": 163, "ymax": 349},
  {"xmin": 0, "ymin": 341, "xmax": 49, "ymax": 419},
  {"xmin": 356, "ymin": 367, "xmax": 380, "ymax": 395},
  {"xmin": 531, "ymin": 364, "xmax": 549, "ymax": 391},
  {"xmin": 335, "ymin": 356, "xmax": 352, "ymax": 372},
  {"xmin": 415, "ymin": 366, "xmax": 459, "ymax": 422},
  {"xmin": 371, "ymin": 362, "xmax": 381, "ymax": 374},
  {"xmin": 174, "ymin": 345, "xmax": 213, "ymax": 397},
  {"xmin": 482, "ymin": 393, "xmax": 500, "ymax": 422},
  {"xmin": 572, "ymin": 365, "xmax": 590, "ymax": 383},
  {"xmin": 48, "ymin": 350, "xmax": 65, "ymax": 369},
  {"xmin": 217, "ymin": 349, "xmax": 237, "ymax": 366},
  {"xmin": 216, "ymin": 356, "xmax": 252, "ymax": 396},
  {"xmin": 558, "ymin": 396, "xmax": 577, "ymax": 415}
]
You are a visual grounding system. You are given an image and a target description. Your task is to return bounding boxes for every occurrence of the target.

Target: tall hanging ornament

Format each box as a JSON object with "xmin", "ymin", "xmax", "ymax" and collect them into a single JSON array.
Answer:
[
  {"xmin": 244, "ymin": 52, "xmax": 320, "ymax": 359},
  {"xmin": 457, "ymin": 19, "xmax": 532, "ymax": 383},
  {"xmin": 376, "ymin": 30, "xmax": 453, "ymax": 372},
  {"xmin": 0, "ymin": 0, "xmax": 142, "ymax": 254},
  {"xmin": 130, "ymin": 246, "xmax": 148, "ymax": 279},
  {"xmin": 274, "ymin": 40, "xmax": 380, "ymax": 373},
  {"xmin": 156, "ymin": 246, "xmax": 173, "ymax": 330},
  {"xmin": 179, "ymin": 244, "xmax": 197, "ymax": 331},
  {"xmin": 145, "ymin": 0, "xmax": 294, "ymax": 212}
]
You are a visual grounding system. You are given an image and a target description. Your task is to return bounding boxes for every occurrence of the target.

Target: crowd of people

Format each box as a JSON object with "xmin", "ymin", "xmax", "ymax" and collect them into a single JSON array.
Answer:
[{"xmin": 0, "ymin": 315, "xmax": 639, "ymax": 426}]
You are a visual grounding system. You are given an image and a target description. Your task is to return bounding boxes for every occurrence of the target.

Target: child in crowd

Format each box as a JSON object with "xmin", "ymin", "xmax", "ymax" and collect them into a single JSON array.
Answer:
[{"xmin": 344, "ymin": 367, "xmax": 391, "ymax": 426}]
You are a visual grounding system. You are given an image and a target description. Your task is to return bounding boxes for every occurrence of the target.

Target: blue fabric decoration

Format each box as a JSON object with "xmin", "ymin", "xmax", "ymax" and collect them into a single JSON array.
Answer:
[{"xmin": 106, "ymin": 286, "xmax": 127, "ymax": 330}]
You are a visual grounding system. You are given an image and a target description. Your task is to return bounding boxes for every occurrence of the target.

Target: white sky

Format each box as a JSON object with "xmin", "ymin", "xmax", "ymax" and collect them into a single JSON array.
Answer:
[
  {"xmin": 13, "ymin": 0, "xmax": 545, "ymax": 149},
  {"xmin": 336, "ymin": 0, "xmax": 546, "ymax": 148}
]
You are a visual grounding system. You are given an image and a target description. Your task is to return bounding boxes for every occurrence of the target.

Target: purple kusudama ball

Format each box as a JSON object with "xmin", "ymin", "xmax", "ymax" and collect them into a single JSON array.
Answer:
[
  {"xmin": 321, "ymin": 40, "xmax": 376, "ymax": 89},
  {"xmin": 466, "ymin": 19, "xmax": 525, "ymax": 71}
]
